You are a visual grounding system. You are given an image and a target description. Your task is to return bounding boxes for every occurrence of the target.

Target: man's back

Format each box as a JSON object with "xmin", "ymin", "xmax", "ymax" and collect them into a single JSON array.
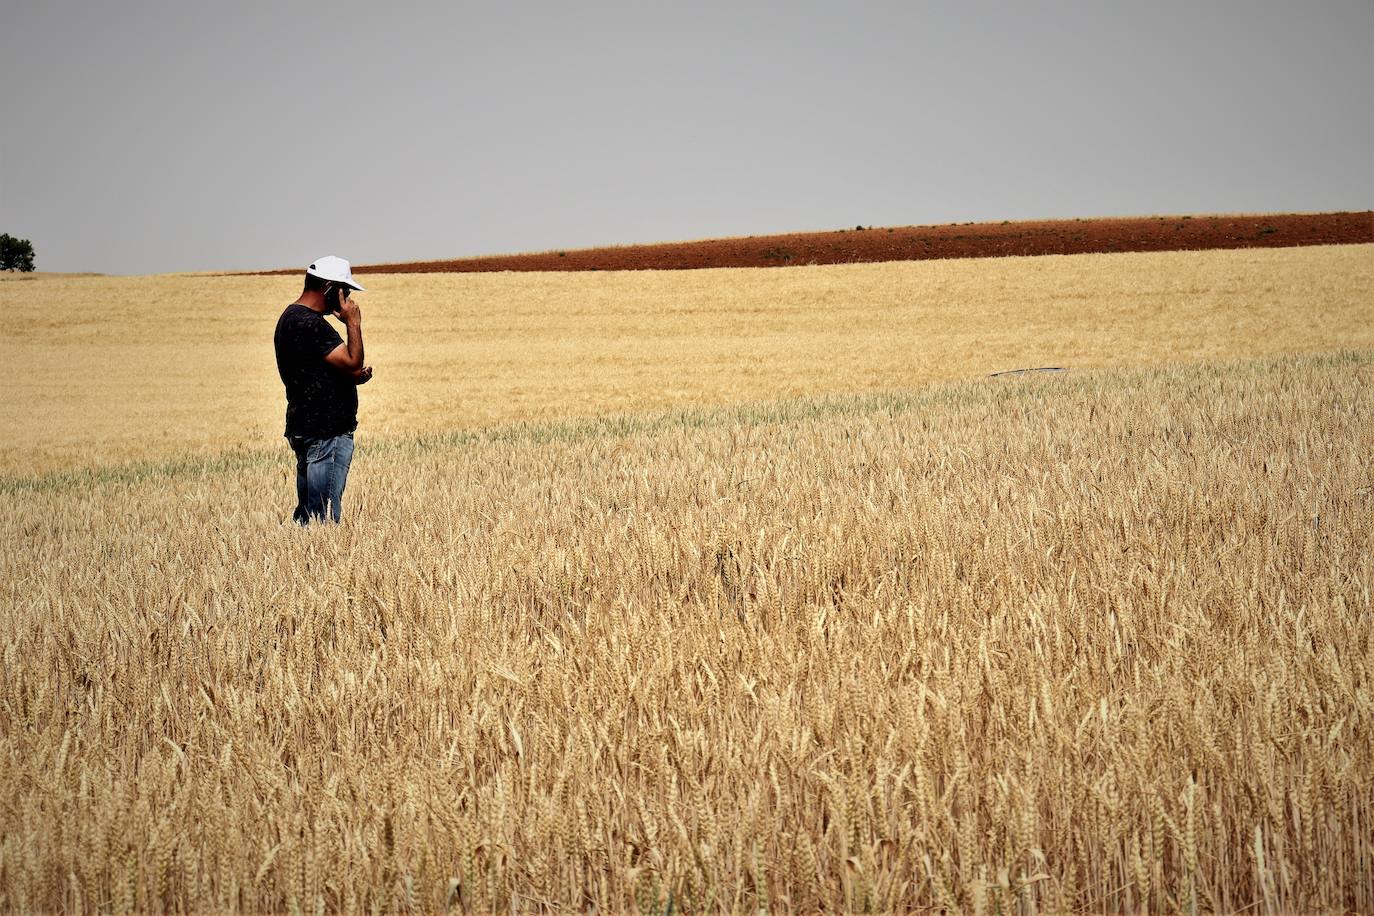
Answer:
[{"xmin": 274, "ymin": 302, "xmax": 357, "ymax": 439}]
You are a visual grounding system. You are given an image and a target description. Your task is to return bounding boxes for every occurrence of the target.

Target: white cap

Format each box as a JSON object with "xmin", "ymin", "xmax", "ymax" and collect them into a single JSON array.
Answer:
[{"xmin": 305, "ymin": 255, "xmax": 366, "ymax": 292}]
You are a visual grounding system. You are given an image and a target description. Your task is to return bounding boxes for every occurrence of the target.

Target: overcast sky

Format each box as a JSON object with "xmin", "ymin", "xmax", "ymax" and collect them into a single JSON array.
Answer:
[{"xmin": 2, "ymin": 1, "xmax": 1370, "ymax": 275}]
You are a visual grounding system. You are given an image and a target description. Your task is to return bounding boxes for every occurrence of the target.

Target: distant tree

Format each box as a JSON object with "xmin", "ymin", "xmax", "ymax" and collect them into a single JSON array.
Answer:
[{"xmin": 0, "ymin": 234, "xmax": 36, "ymax": 272}]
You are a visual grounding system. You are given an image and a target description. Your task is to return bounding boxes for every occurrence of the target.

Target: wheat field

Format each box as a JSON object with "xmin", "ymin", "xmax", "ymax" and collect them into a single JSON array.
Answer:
[
  {"xmin": 3, "ymin": 347, "xmax": 1372, "ymax": 911},
  {"xmin": 2, "ymin": 243, "xmax": 1371, "ymax": 476},
  {"xmin": 2, "ymin": 245, "xmax": 1373, "ymax": 912}
]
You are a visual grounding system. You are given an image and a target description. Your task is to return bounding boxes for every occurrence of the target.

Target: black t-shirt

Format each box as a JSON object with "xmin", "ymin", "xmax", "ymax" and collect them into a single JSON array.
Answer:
[{"xmin": 274, "ymin": 303, "xmax": 358, "ymax": 439}]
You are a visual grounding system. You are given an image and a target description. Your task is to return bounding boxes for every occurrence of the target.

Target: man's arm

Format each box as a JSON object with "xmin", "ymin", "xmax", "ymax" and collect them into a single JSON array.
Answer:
[{"xmin": 323, "ymin": 295, "xmax": 364, "ymax": 373}]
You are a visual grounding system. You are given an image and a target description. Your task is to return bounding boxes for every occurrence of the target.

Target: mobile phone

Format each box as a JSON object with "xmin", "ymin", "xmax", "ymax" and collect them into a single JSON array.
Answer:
[{"xmin": 325, "ymin": 283, "xmax": 344, "ymax": 313}]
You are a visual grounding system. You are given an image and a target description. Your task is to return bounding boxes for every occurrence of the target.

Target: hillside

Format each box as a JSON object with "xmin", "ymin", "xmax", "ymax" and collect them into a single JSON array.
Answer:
[{"xmin": 252, "ymin": 210, "xmax": 1372, "ymax": 275}]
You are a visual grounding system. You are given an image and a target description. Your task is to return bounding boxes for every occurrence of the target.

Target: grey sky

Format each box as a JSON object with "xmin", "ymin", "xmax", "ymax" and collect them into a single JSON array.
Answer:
[{"xmin": 2, "ymin": 1, "xmax": 1370, "ymax": 275}]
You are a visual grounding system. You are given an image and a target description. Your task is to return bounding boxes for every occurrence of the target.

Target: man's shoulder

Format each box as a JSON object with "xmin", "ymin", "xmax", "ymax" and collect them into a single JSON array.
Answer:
[
  {"xmin": 277, "ymin": 303, "xmax": 321, "ymax": 332},
  {"xmin": 278, "ymin": 302, "xmax": 311, "ymax": 321}
]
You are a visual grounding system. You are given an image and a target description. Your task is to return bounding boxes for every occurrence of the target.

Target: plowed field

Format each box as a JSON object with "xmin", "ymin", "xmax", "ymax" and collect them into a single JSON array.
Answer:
[{"xmin": 261, "ymin": 210, "xmax": 1371, "ymax": 275}]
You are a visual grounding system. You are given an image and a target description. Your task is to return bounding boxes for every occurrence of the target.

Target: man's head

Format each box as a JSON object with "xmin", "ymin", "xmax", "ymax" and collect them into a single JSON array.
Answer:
[
  {"xmin": 303, "ymin": 255, "xmax": 365, "ymax": 313},
  {"xmin": 304, "ymin": 256, "xmax": 365, "ymax": 293}
]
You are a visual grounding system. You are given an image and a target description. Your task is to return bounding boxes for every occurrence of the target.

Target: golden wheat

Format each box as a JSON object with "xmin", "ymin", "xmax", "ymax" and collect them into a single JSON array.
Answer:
[
  {"xmin": 2, "ymin": 243, "xmax": 1371, "ymax": 475},
  {"xmin": 1, "ymin": 350, "xmax": 1371, "ymax": 911}
]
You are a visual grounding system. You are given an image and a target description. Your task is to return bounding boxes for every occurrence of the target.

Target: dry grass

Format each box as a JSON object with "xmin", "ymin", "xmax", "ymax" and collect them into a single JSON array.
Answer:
[
  {"xmin": 2, "ymin": 351, "xmax": 1371, "ymax": 912},
  {"xmin": 2, "ymin": 244, "xmax": 1371, "ymax": 475}
]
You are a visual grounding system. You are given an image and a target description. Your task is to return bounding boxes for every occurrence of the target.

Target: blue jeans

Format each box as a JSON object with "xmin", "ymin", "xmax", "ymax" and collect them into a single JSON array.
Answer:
[{"xmin": 289, "ymin": 432, "xmax": 355, "ymax": 524}]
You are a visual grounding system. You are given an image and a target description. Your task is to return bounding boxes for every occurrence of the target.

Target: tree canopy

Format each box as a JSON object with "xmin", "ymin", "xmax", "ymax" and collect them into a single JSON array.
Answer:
[{"xmin": 0, "ymin": 234, "xmax": 36, "ymax": 272}]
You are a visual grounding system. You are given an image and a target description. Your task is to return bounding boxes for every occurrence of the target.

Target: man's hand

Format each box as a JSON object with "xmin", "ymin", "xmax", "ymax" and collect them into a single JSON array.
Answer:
[
  {"xmin": 323, "ymin": 292, "xmax": 365, "ymax": 373},
  {"xmin": 337, "ymin": 293, "xmax": 361, "ymax": 325},
  {"xmin": 353, "ymin": 365, "xmax": 374, "ymax": 385}
]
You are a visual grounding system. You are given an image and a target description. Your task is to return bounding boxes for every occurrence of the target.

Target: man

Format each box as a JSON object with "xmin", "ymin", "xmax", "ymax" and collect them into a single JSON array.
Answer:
[{"xmin": 274, "ymin": 255, "xmax": 373, "ymax": 524}]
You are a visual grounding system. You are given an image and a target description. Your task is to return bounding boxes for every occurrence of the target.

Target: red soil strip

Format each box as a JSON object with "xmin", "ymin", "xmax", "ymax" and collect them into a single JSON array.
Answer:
[{"xmin": 261, "ymin": 212, "xmax": 1372, "ymax": 276}]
